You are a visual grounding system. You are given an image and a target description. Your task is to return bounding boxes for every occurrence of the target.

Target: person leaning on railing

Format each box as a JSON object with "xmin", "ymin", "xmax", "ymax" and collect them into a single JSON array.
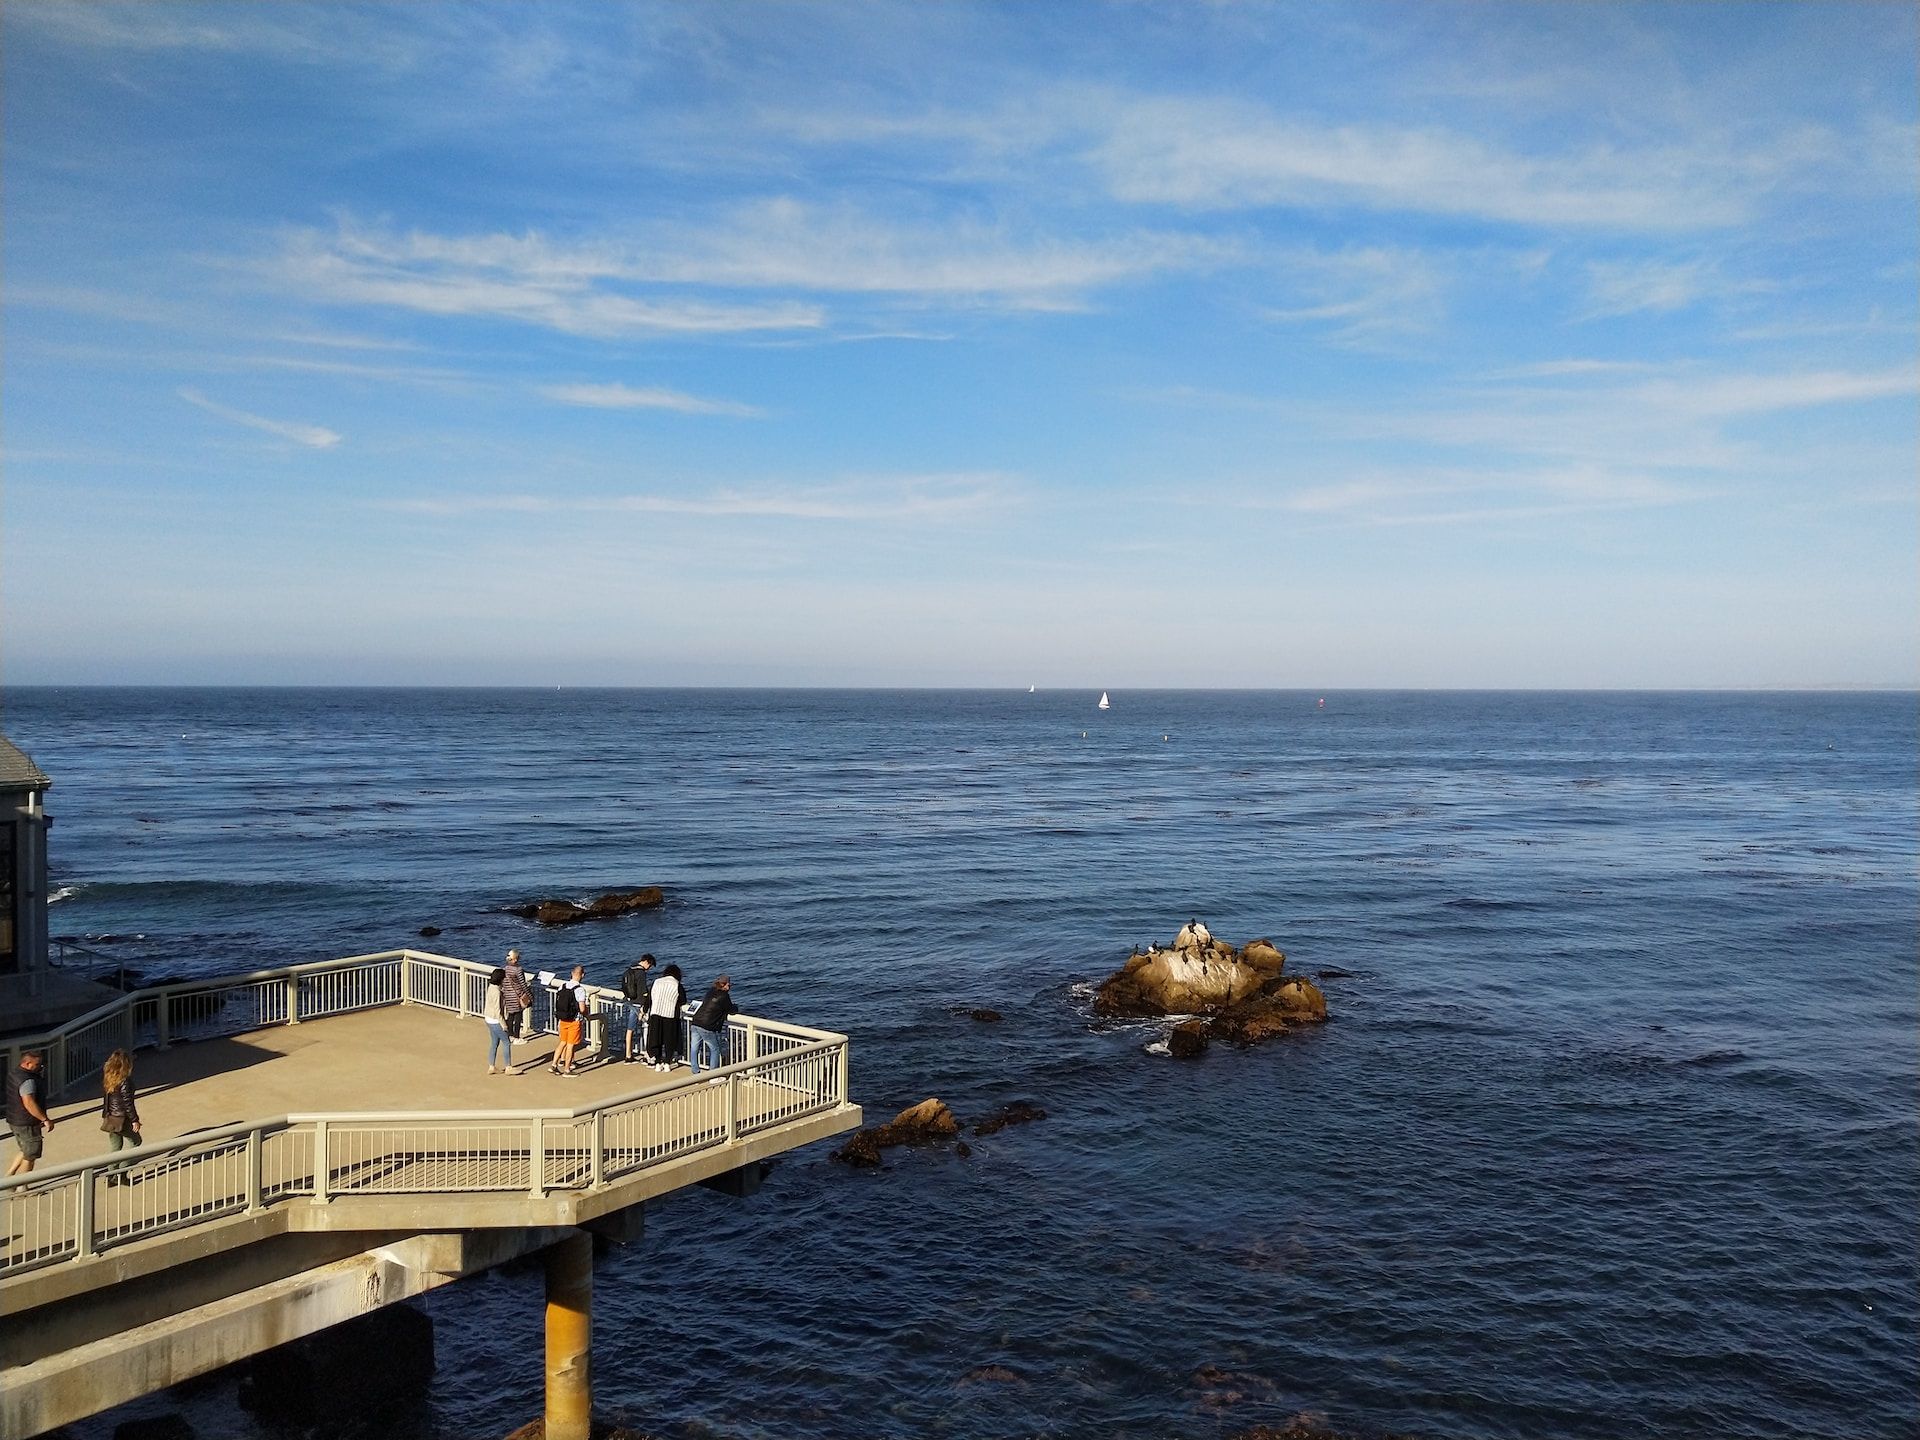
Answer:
[
  {"xmin": 688, "ymin": 975, "xmax": 735, "ymax": 1078},
  {"xmin": 644, "ymin": 963, "xmax": 683, "ymax": 1073},
  {"xmin": 617, "ymin": 953, "xmax": 655, "ymax": 1063}
]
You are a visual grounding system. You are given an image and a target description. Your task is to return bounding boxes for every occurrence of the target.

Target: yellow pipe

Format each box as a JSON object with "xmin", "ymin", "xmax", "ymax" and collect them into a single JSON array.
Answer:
[{"xmin": 544, "ymin": 1231, "xmax": 593, "ymax": 1440}]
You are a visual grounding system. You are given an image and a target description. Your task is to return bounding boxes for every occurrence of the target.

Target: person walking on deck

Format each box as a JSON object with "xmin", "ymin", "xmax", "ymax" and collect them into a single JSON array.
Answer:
[
  {"xmin": 645, "ymin": 962, "xmax": 683, "ymax": 1072},
  {"xmin": 99, "ymin": 1048, "xmax": 143, "ymax": 1184},
  {"xmin": 688, "ymin": 974, "xmax": 735, "ymax": 1077},
  {"xmin": 6, "ymin": 1051, "xmax": 55, "ymax": 1175},
  {"xmin": 483, "ymin": 967, "xmax": 510, "ymax": 1073},
  {"xmin": 618, "ymin": 953, "xmax": 655, "ymax": 1063}
]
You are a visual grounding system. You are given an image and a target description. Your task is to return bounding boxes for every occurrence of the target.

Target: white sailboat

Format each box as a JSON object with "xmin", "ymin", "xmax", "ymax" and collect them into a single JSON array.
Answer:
[
  {"xmin": 1097, "ymin": 691, "xmax": 1110, "ymax": 710},
  {"xmin": 1028, "ymin": 685, "xmax": 1036, "ymax": 693}
]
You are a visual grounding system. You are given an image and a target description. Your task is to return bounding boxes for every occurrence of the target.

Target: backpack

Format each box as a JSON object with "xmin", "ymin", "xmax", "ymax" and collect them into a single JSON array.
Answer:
[
  {"xmin": 620, "ymin": 965, "xmax": 650, "ymax": 1002},
  {"xmin": 553, "ymin": 985, "xmax": 580, "ymax": 1023}
]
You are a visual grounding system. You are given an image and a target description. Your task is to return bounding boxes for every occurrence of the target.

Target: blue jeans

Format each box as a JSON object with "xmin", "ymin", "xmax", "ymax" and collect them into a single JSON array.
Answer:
[
  {"xmin": 689, "ymin": 1025, "xmax": 726, "ymax": 1075},
  {"xmin": 486, "ymin": 1022, "xmax": 509, "ymax": 1068},
  {"xmin": 618, "ymin": 1003, "xmax": 645, "ymax": 1052}
]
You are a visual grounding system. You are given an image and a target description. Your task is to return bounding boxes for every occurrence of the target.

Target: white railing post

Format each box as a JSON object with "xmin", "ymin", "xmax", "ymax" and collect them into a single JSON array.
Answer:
[
  {"xmin": 156, "ymin": 995, "xmax": 172, "ymax": 1050},
  {"xmin": 837, "ymin": 1041, "xmax": 850, "ymax": 1104},
  {"xmin": 746, "ymin": 1019, "xmax": 760, "ymax": 1063},
  {"xmin": 76, "ymin": 1171, "xmax": 96, "ymax": 1260},
  {"xmin": 530, "ymin": 1117, "xmax": 547, "ymax": 1199},
  {"xmin": 287, "ymin": 976, "xmax": 302, "ymax": 1025},
  {"xmin": 246, "ymin": 1127, "xmax": 264, "ymax": 1213},
  {"xmin": 725, "ymin": 1074, "xmax": 739, "ymax": 1143},
  {"xmin": 53, "ymin": 1032, "xmax": 69, "ymax": 1096},
  {"xmin": 590, "ymin": 1111, "xmax": 605, "ymax": 1190},
  {"xmin": 456, "ymin": 965, "xmax": 469, "ymax": 1018},
  {"xmin": 312, "ymin": 1121, "xmax": 329, "ymax": 1202},
  {"xmin": 400, "ymin": 954, "xmax": 413, "ymax": 1006}
]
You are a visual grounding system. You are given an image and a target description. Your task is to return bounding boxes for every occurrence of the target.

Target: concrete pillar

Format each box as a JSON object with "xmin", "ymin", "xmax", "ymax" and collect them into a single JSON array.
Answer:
[{"xmin": 543, "ymin": 1231, "xmax": 593, "ymax": 1440}]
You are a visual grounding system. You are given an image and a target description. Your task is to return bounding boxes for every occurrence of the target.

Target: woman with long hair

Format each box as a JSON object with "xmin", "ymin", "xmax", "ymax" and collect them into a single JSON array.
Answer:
[
  {"xmin": 100, "ymin": 1047, "xmax": 142, "ymax": 1184},
  {"xmin": 483, "ymin": 967, "xmax": 510, "ymax": 1074}
]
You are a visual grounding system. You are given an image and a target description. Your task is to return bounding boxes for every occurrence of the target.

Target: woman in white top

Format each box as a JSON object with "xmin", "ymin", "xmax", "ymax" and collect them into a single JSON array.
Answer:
[
  {"xmin": 483, "ymin": 967, "xmax": 510, "ymax": 1074},
  {"xmin": 644, "ymin": 963, "xmax": 683, "ymax": 1072}
]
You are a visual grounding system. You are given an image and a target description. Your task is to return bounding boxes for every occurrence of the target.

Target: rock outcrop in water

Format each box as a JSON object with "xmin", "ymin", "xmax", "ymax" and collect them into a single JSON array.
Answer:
[
  {"xmin": 1095, "ymin": 926, "xmax": 1327, "ymax": 1048},
  {"xmin": 833, "ymin": 1097, "xmax": 1050, "ymax": 1166},
  {"xmin": 832, "ymin": 1098, "xmax": 959, "ymax": 1167},
  {"xmin": 506, "ymin": 886, "xmax": 664, "ymax": 926}
]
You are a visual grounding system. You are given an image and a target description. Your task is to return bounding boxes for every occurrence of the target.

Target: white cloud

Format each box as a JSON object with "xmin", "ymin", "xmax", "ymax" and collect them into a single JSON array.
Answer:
[
  {"xmin": 1085, "ymin": 97, "xmax": 1768, "ymax": 230},
  {"xmin": 1491, "ymin": 359, "xmax": 1662, "ymax": 379},
  {"xmin": 177, "ymin": 388, "xmax": 340, "ymax": 449},
  {"xmin": 1627, "ymin": 367, "xmax": 1920, "ymax": 418},
  {"xmin": 276, "ymin": 225, "xmax": 824, "ymax": 339},
  {"xmin": 1583, "ymin": 259, "xmax": 1718, "ymax": 316},
  {"xmin": 272, "ymin": 208, "xmax": 1226, "ymax": 338},
  {"xmin": 1268, "ymin": 464, "xmax": 1697, "ymax": 528},
  {"xmin": 539, "ymin": 383, "xmax": 763, "ymax": 417},
  {"xmin": 1260, "ymin": 245, "xmax": 1445, "ymax": 342},
  {"xmin": 378, "ymin": 474, "xmax": 1011, "ymax": 522}
]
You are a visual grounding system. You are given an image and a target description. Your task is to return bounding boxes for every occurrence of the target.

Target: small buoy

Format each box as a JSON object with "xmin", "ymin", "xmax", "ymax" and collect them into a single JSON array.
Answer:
[
  {"xmin": 1081, "ymin": 731, "xmax": 1087, "ymax": 738},
  {"xmin": 1317, "ymin": 697, "xmax": 1325, "ymax": 708},
  {"xmin": 1162, "ymin": 734, "xmax": 1170, "ymax": 742}
]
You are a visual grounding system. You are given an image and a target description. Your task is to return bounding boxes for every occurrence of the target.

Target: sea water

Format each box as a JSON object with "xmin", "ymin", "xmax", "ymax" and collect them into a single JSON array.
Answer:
[{"xmin": 8, "ymin": 688, "xmax": 1917, "ymax": 1440}]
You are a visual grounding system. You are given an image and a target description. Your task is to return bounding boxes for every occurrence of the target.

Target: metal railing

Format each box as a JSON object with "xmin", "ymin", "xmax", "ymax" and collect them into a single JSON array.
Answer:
[{"xmin": 0, "ymin": 951, "xmax": 852, "ymax": 1277}]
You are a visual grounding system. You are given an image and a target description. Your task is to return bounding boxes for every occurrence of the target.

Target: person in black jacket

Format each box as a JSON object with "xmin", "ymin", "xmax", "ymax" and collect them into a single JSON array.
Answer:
[
  {"xmin": 618, "ymin": 954, "xmax": 654, "ymax": 1063},
  {"xmin": 688, "ymin": 975, "xmax": 734, "ymax": 1077}
]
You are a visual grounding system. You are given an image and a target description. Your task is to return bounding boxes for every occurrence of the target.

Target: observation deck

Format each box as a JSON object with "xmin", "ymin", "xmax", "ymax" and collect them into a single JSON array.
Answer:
[{"xmin": 0, "ymin": 950, "xmax": 862, "ymax": 1439}]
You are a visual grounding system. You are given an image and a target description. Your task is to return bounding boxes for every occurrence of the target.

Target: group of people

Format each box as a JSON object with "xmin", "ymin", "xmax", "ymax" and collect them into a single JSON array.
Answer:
[
  {"xmin": 479, "ymin": 948, "xmax": 736, "ymax": 1080},
  {"xmin": 1, "ymin": 945, "xmax": 744, "ymax": 1179},
  {"xmin": 7, "ymin": 1045, "xmax": 142, "ymax": 1179}
]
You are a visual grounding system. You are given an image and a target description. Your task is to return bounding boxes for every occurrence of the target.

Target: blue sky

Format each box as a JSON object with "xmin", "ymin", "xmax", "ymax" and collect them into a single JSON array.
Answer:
[{"xmin": 3, "ymin": 1, "xmax": 1915, "ymax": 688}]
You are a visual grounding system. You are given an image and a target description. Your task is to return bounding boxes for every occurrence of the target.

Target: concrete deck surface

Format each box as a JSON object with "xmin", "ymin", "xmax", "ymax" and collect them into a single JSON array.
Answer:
[{"xmin": 29, "ymin": 1007, "xmax": 687, "ymax": 1172}]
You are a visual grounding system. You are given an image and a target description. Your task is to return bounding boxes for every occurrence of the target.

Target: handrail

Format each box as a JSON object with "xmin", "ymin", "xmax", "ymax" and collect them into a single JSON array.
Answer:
[
  {"xmin": 0, "ymin": 949, "xmax": 852, "ymax": 1277},
  {"xmin": 17, "ymin": 948, "xmax": 415, "ymax": 1037}
]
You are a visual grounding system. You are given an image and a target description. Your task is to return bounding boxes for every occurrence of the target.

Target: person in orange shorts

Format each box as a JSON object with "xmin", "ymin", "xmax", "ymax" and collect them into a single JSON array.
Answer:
[{"xmin": 550, "ymin": 964, "xmax": 589, "ymax": 1075}]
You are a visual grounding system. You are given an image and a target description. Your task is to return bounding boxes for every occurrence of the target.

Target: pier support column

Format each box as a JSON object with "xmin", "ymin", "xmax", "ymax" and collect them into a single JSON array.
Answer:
[{"xmin": 543, "ymin": 1231, "xmax": 593, "ymax": 1440}]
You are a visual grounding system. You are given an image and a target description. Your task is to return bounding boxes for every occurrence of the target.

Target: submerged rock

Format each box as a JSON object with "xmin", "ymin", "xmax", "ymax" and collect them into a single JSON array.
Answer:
[
  {"xmin": 1168, "ymin": 1020, "xmax": 1210, "ymax": 1058},
  {"xmin": 507, "ymin": 887, "xmax": 664, "ymax": 926},
  {"xmin": 971, "ymin": 1100, "xmax": 1046, "ymax": 1137},
  {"xmin": 831, "ymin": 1098, "xmax": 959, "ymax": 1167},
  {"xmin": 968, "ymin": 1008, "xmax": 1003, "ymax": 1023},
  {"xmin": 1095, "ymin": 925, "xmax": 1328, "ymax": 1047}
]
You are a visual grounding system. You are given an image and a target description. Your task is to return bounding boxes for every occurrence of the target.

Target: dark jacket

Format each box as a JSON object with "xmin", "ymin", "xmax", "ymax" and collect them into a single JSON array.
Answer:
[
  {"xmin": 5, "ymin": 1064, "xmax": 44, "ymax": 1130},
  {"xmin": 103, "ymin": 1079, "xmax": 140, "ymax": 1127},
  {"xmin": 690, "ymin": 984, "xmax": 734, "ymax": 1032}
]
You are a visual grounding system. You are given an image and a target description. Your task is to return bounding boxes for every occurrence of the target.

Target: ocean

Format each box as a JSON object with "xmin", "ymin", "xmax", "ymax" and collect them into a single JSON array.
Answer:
[{"xmin": 7, "ymin": 687, "xmax": 1917, "ymax": 1440}]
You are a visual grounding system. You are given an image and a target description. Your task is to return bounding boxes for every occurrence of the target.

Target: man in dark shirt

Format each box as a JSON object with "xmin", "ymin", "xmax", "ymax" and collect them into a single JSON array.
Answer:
[
  {"xmin": 688, "ymin": 975, "xmax": 735, "ymax": 1077},
  {"xmin": 6, "ymin": 1051, "xmax": 56, "ymax": 1175}
]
